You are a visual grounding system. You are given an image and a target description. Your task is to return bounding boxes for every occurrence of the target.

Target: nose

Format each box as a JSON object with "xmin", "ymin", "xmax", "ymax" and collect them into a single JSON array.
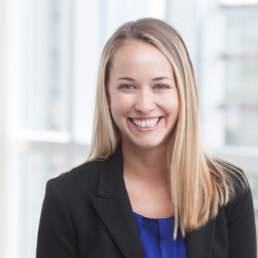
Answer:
[{"xmin": 134, "ymin": 88, "xmax": 155, "ymax": 113}]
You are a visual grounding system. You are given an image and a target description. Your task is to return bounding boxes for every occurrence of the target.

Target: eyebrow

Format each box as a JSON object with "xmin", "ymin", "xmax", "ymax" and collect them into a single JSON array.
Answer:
[{"xmin": 117, "ymin": 76, "xmax": 172, "ymax": 81}]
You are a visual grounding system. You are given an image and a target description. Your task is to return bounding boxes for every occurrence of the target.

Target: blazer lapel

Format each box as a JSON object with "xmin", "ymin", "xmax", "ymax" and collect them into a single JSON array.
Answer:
[
  {"xmin": 90, "ymin": 143, "xmax": 217, "ymax": 258},
  {"xmin": 185, "ymin": 216, "xmax": 217, "ymax": 258},
  {"xmin": 90, "ymin": 144, "xmax": 145, "ymax": 258}
]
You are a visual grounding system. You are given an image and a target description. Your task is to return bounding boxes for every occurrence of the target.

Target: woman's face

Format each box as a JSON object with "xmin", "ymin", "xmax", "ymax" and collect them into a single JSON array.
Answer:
[{"xmin": 107, "ymin": 40, "xmax": 179, "ymax": 150}]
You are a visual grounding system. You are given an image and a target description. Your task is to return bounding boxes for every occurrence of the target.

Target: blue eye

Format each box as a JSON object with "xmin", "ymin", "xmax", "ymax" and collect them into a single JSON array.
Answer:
[
  {"xmin": 119, "ymin": 84, "xmax": 134, "ymax": 90},
  {"xmin": 155, "ymin": 84, "xmax": 169, "ymax": 89}
]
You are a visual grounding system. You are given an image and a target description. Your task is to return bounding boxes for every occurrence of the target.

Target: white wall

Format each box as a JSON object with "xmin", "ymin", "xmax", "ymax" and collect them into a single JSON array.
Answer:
[{"xmin": 0, "ymin": 0, "xmax": 6, "ymax": 255}]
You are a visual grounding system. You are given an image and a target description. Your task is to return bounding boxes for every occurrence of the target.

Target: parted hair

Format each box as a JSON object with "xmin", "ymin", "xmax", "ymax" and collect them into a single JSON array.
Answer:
[{"xmin": 86, "ymin": 17, "xmax": 247, "ymax": 238}]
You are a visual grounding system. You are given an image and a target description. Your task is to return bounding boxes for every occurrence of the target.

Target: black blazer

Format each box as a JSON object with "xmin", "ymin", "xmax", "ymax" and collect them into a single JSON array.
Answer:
[{"xmin": 36, "ymin": 144, "xmax": 257, "ymax": 258}]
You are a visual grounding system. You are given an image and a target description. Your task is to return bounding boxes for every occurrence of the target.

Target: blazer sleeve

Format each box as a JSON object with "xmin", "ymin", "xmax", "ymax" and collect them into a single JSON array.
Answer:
[
  {"xmin": 226, "ymin": 184, "xmax": 257, "ymax": 258},
  {"xmin": 36, "ymin": 179, "xmax": 78, "ymax": 258}
]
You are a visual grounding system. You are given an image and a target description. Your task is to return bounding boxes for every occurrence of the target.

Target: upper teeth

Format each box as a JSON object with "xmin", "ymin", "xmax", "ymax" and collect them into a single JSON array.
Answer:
[{"xmin": 132, "ymin": 118, "xmax": 159, "ymax": 128}]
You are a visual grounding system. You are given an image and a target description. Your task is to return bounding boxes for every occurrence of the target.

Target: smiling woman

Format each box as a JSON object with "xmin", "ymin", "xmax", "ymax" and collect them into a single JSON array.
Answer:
[{"xmin": 36, "ymin": 18, "xmax": 256, "ymax": 258}]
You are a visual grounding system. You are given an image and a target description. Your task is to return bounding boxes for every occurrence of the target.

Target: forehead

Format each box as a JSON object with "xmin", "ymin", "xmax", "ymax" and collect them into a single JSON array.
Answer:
[{"xmin": 110, "ymin": 40, "xmax": 173, "ymax": 74}]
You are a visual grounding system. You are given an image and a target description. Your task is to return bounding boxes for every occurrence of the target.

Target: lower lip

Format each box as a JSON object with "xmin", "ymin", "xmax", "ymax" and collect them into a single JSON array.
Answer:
[{"xmin": 128, "ymin": 117, "xmax": 163, "ymax": 132}]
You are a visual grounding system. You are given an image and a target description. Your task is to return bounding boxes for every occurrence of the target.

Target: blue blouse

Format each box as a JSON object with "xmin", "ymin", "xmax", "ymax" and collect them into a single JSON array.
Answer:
[{"xmin": 133, "ymin": 212, "xmax": 187, "ymax": 258}]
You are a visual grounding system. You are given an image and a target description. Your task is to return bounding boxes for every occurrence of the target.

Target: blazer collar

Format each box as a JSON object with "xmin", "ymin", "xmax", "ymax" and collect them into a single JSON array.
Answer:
[
  {"xmin": 90, "ymin": 143, "xmax": 145, "ymax": 258},
  {"xmin": 90, "ymin": 143, "xmax": 216, "ymax": 258}
]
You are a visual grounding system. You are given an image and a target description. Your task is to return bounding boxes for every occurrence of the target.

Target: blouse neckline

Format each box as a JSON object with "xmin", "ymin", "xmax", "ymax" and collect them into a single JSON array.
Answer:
[{"xmin": 133, "ymin": 211, "xmax": 174, "ymax": 221}]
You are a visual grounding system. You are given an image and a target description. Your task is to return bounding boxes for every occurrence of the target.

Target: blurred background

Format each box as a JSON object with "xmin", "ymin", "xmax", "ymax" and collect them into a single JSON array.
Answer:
[{"xmin": 0, "ymin": 0, "xmax": 258, "ymax": 257}]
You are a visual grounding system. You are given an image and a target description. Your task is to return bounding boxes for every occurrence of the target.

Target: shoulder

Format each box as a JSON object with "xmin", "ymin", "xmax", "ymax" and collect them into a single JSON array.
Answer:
[
  {"xmin": 46, "ymin": 160, "xmax": 103, "ymax": 200},
  {"xmin": 55, "ymin": 160, "xmax": 100, "ymax": 183},
  {"xmin": 209, "ymin": 160, "xmax": 257, "ymax": 257},
  {"xmin": 213, "ymin": 157, "xmax": 249, "ymax": 195},
  {"xmin": 218, "ymin": 164, "xmax": 257, "ymax": 257},
  {"xmin": 217, "ymin": 161, "xmax": 254, "ymax": 221},
  {"xmin": 209, "ymin": 157, "xmax": 252, "ymax": 215}
]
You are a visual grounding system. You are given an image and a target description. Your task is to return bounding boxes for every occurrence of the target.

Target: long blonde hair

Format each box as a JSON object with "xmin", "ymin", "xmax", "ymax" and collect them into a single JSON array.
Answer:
[{"xmin": 86, "ymin": 17, "xmax": 247, "ymax": 238}]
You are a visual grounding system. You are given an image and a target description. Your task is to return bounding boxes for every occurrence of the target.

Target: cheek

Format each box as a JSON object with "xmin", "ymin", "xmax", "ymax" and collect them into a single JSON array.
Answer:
[
  {"xmin": 172, "ymin": 97, "xmax": 180, "ymax": 114},
  {"xmin": 162, "ymin": 94, "xmax": 180, "ymax": 114},
  {"xmin": 110, "ymin": 94, "xmax": 134, "ymax": 118},
  {"xmin": 110, "ymin": 101, "xmax": 130, "ymax": 131}
]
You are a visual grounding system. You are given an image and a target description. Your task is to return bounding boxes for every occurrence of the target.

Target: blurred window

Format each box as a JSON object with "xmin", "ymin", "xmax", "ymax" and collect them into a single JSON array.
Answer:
[
  {"xmin": 223, "ymin": 6, "xmax": 258, "ymax": 146},
  {"xmin": 3, "ymin": 1, "xmax": 166, "ymax": 258}
]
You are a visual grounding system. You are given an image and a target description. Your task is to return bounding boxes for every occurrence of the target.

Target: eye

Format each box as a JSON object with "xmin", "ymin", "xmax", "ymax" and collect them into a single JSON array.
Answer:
[
  {"xmin": 118, "ymin": 84, "xmax": 135, "ymax": 90},
  {"xmin": 155, "ymin": 84, "xmax": 170, "ymax": 89}
]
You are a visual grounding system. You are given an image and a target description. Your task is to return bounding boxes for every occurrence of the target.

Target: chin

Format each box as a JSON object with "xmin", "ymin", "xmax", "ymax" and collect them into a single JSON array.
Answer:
[{"xmin": 131, "ymin": 139, "xmax": 166, "ymax": 150}]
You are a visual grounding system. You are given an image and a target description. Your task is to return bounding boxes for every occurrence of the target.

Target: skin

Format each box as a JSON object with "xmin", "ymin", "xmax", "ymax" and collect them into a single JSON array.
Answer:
[{"xmin": 107, "ymin": 40, "xmax": 179, "ymax": 218}]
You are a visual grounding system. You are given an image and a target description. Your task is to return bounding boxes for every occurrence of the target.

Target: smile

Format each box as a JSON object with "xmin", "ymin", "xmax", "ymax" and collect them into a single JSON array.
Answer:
[{"xmin": 128, "ymin": 117, "xmax": 162, "ymax": 129}]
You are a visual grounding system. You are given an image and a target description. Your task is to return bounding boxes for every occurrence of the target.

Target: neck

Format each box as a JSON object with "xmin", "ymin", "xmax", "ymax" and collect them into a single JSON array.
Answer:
[{"xmin": 121, "ymin": 141, "xmax": 168, "ymax": 181}]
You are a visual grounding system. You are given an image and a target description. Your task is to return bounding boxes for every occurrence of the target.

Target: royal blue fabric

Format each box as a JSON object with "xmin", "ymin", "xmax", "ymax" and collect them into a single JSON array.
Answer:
[{"xmin": 133, "ymin": 212, "xmax": 187, "ymax": 258}]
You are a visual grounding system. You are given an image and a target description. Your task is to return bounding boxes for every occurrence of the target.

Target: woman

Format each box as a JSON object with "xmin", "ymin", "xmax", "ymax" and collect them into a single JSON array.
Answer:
[{"xmin": 36, "ymin": 18, "xmax": 256, "ymax": 258}]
